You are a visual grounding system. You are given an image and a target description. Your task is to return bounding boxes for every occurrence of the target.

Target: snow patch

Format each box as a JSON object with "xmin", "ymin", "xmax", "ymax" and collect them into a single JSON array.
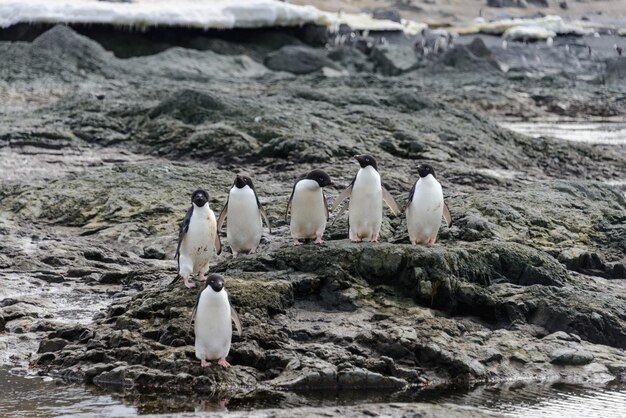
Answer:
[
  {"xmin": 0, "ymin": 0, "xmax": 430, "ymax": 35},
  {"xmin": 454, "ymin": 15, "xmax": 593, "ymax": 38},
  {"xmin": 0, "ymin": 0, "xmax": 332, "ymax": 29}
]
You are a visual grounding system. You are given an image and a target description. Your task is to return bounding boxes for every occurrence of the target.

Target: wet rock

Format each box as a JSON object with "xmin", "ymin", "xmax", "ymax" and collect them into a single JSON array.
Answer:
[
  {"xmin": 379, "ymin": 130, "xmax": 427, "ymax": 158},
  {"xmin": 605, "ymin": 57, "xmax": 626, "ymax": 84},
  {"xmin": 487, "ymin": 0, "xmax": 527, "ymax": 8},
  {"xmin": 41, "ymin": 255, "xmax": 66, "ymax": 267},
  {"xmin": 99, "ymin": 272, "xmax": 129, "ymax": 284},
  {"xmin": 185, "ymin": 123, "xmax": 260, "ymax": 157},
  {"xmin": 467, "ymin": 37, "xmax": 493, "ymax": 59},
  {"xmin": 371, "ymin": 8, "xmax": 402, "ymax": 23},
  {"xmin": 33, "ymin": 271, "xmax": 65, "ymax": 283},
  {"xmin": 260, "ymin": 135, "xmax": 342, "ymax": 162},
  {"xmin": 0, "ymin": 302, "xmax": 39, "ymax": 321},
  {"xmin": 38, "ymin": 338, "xmax": 69, "ymax": 353},
  {"xmin": 37, "ymin": 353, "xmax": 56, "ymax": 366},
  {"xmin": 440, "ymin": 45, "xmax": 504, "ymax": 72},
  {"xmin": 550, "ymin": 349, "xmax": 594, "ymax": 366},
  {"xmin": 527, "ymin": 0, "xmax": 549, "ymax": 6},
  {"xmin": 0, "ymin": 25, "xmax": 119, "ymax": 81},
  {"xmin": 337, "ymin": 367, "xmax": 405, "ymax": 388},
  {"xmin": 264, "ymin": 46, "xmax": 337, "ymax": 74},
  {"xmin": 147, "ymin": 89, "xmax": 235, "ymax": 125},
  {"xmin": 0, "ymin": 314, "xmax": 5, "ymax": 330},
  {"xmin": 142, "ymin": 245, "xmax": 166, "ymax": 260},
  {"xmin": 327, "ymin": 46, "xmax": 373, "ymax": 73},
  {"xmin": 299, "ymin": 24, "xmax": 328, "ymax": 47},
  {"xmin": 51, "ymin": 326, "xmax": 91, "ymax": 341},
  {"xmin": 607, "ymin": 363, "xmax": 626, "ymax": 380},
  {"xmin": 202, "ymin": 402, "xmax": 500, "ymax": 417},
  {"xmin": 370, "ymin": 45, "xmax": 419, "ymax": 76},
  {"xmin": 558, "ymin": 248, "xmax": 606, "ymax": 276}
]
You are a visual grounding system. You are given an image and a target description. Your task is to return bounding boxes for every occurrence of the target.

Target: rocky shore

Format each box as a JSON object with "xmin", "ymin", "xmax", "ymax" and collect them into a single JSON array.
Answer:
[{"xmin": 0, "ymin": 21, "xmax": 625, "ymax": 412}]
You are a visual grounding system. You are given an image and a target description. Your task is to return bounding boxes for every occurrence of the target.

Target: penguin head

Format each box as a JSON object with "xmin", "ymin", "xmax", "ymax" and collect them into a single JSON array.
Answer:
[
  {"xmin": 191, "ymin": 189, "xmax": 209, "ymax": 207},
  {"xmin": 234, "ymin": 174, "xmax": 254, "ymax": 190},
  {"xmin": 205, "ymin": 273, "xmax": 225, "ymax": 293},
  {"xmin": 355, "ymin": 154, "xmax": 378, "ymax": 170},
  {"xmin": 417, "ymin": 164, "xmax": 436, "ymax": 179},
  {"xmin": 306, "ymin": 170, "xmax": 333, "ymax": 188}
]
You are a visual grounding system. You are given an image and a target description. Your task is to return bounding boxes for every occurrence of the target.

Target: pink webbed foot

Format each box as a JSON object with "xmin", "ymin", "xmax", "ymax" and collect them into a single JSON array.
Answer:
[
  {"xmin": 201, "ymin": 359, "xmax": 211, "ymax": 368},
  {"xmin": 410, "ymin": 239, "xmax": 417, "ymax": 245},
  {"xmin": 314, "ymin": 236, "xmax": 324, "ymax": 244},
  {"xmin": 248, "ymin": 248, "xmax": 257, "ymax": 254},
  {"xmin": 183, "ymin": 277, "xmax": 196, "ymax": 288},
  {"xmin": 198, "ymin": 272, "xmax": 207, "ymax": 282},
  {"xmin": 293, "ymin": 239, "xmax": 303, "ymax": 246},
  {"xmin": 217, "ymin": 358, "xmax": 231, "ymax": 368},
  {"xmin": 232, "ymin": 250, "xmax": 239, "ymax": 257}
]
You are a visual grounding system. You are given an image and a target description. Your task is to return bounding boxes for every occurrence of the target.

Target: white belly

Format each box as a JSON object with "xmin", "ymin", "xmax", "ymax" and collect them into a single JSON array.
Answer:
[
  {"xmin": 407, "ymin": 179, "xmax": 444, "ymax": 244},
  {"xmin": 194, "ymin": 289, "xmax": 232, "ymax": 361},
  {"xmin": 290, "ymin": 180, "xmax": 326, "ymax": 239},
  {"xmin": 349, "ymin": 167, "xmax": 383, "ymax": 240},
  {"xmin": 179, "ymin": 206, "xmax": 217, "ymax": 275},
  {"xmin": 226, "ymin": 187, "xmax": 263, "ymax": 253}
]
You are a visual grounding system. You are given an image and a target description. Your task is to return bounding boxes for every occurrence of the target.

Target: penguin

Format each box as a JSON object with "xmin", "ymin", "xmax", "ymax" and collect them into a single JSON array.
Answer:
[
  {"xmin": 331, "ymin": 154, "xmax": 400, "ymax": 243},
  {"xmin": 406, "ymin": 163, "xmax": 452, "ymax": 246},
  {"xmin": 217, "ymin": 175, "xmax": 271, "ymax": 257},
  {"xmin": 192, "ymin": 273, "xmax": 242, "ymax": 368},
  {"xmin": 175, "ymin": 189, "xmax": 221, "ymax": 289},
  {"xmin": 285, "ymin": 169, "xmax": 334, "ymax": 245}
]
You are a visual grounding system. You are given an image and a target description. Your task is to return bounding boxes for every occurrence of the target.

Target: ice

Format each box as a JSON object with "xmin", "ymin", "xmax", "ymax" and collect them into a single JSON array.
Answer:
[{"xmin": 0, "ymin": 0, "xmax": 332, "ymax": 29}]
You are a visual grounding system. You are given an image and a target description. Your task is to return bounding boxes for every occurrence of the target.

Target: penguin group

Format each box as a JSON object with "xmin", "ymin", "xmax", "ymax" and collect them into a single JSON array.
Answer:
[{"xmin": 176, "ymin": 155, "xmax": 452, "ymax": 369}]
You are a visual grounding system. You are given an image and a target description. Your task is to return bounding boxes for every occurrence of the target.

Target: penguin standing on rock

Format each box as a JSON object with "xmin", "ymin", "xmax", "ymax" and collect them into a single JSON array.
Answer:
[
  {"xmin": 217, "ymin": 175, "xmax": 271, "ymax": 257},
  {"xmin": 285, "ymin": 170, "xmax": 334, "ymax": 245},
  {"xmin": 406, "ymin": 164, "xmax": 452, "ymax": 246},
  {"xmin": 175, "ymin": 189, "xmax": 221, "ymax": 289},
  {"xmin": 193, "ymin": 273, "xmax": 242, "ymax": 368},
  {"xmin": 331, "ymin": 154, "xmax": 400, "ymax": 242}
]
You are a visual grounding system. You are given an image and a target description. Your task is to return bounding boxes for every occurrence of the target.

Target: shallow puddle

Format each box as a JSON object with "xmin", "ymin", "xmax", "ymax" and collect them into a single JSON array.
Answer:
[{"xmin": 500, "ymin": 119, "xmax": 626, "ymax": 145}]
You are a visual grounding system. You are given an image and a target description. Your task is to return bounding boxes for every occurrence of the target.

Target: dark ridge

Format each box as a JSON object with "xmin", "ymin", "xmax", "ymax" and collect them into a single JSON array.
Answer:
[{"xmin": 0, "ymin": 22, "xmax": 329, "ymax": 58}]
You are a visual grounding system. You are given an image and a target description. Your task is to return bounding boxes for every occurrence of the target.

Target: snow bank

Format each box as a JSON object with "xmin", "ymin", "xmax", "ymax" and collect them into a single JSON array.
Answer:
[
  {"xmin": 0, "ymin": 0, "xmax": 430, "ymax": 35},
  {"xmin": 331, "ymin": 12, "xmax": 427, "ymax": 35},
  {"xmin": 503, "ymin": 26, "xmax": 556, "ymax": 40},
  {"xmin": 453, "ymin": 15, "xmax": 593, "ymax": 38},
  {"xmin": 0, "ymin": 0, "xmax": 332, "ymax": 29}
]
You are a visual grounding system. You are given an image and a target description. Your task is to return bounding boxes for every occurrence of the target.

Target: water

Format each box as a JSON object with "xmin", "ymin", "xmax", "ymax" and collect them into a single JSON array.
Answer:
[
  {"xmin": 500, "ymin": 119, "xmax": 626, "ymax": 145},
  {"xmin": 2, "ymin": 367, "xmax": 626, "ymax": 417}
]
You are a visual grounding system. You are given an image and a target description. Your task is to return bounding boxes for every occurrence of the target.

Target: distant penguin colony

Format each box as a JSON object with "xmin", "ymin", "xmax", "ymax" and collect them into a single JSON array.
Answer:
[{"xmin": 177, "ymin": 155, "xmax": 453, "ymax": 368}]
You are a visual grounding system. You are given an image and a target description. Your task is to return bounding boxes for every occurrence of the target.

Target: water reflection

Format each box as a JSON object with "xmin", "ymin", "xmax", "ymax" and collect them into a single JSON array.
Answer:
[
  {"xmin": 500, "ymin": 119, "xmax": 626, "ymax": 145},
  {"xmin": 2, "ymin": 366, "xmax": 625, "ymax": 417},
  {"xmin": 0, "ymin": 368, "xmax": 136, "ymax": 417}
]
